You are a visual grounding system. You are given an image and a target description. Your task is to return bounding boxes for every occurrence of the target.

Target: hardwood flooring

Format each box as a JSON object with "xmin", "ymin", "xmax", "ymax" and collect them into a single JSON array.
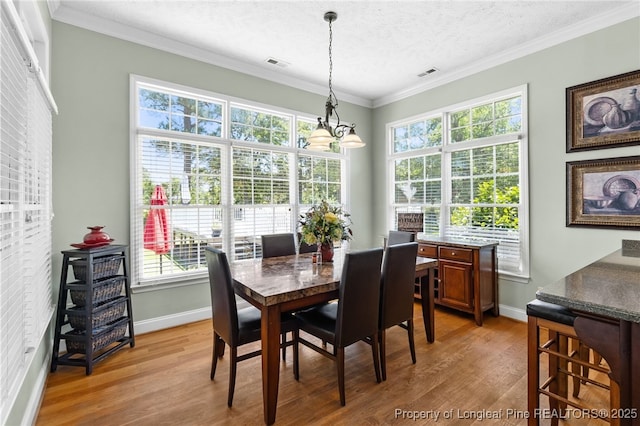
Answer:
[{"xmin": 36, "ymin": 304, "xmax": 609, "ymax": 425}]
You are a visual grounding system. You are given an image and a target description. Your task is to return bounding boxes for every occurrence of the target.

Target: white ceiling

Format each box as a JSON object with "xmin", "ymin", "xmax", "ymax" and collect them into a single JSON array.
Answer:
[{"xmin": 49, "ymin": 0, "xmax": 640, "ymax": 107}]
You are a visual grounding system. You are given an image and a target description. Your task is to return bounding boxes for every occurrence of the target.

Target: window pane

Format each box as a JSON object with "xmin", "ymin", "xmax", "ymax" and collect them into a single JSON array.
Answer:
[
  {"xmin": 496, "ymin": 142, "xmax": 519, "ymax": 173},
  {"xmin": 452, "ymin": 178, "xmax": 471, "ymax": 203},
  {"xmin": 451, "ymin": 151, "xmax": 470, "ymax": 176},
  {"xmin": 231, "ymin": 106, "xmax": 291, "ymax": 147},
  {"xmin": 395, "ymin": 158, "xmax": 408, "ymax": 181}
]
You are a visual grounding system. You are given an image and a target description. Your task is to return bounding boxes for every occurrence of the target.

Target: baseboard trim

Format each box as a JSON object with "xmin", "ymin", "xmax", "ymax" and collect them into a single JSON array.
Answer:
[
  {"xmin": 498, "ymin": 304, "xmax": 526, "ymax": 322},
  {"xmin": 133, "ymin": 307, "xmax": 212, "ymax": 335}
]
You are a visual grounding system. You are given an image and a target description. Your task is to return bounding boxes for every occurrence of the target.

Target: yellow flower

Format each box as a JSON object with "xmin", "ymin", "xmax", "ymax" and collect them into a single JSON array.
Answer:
[{"xmin": 324, "ymin": 212, "xmax": 338, "ymax": 223}]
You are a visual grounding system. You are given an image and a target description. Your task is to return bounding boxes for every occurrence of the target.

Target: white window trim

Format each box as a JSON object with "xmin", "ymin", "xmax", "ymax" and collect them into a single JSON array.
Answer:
[
  {"xmin": 130, "ymin": 74, "xmax": 351, "ymax": 289},
  {"xmin": 386, "ymin": 84, "xmax": 529, "ymax": 279}
]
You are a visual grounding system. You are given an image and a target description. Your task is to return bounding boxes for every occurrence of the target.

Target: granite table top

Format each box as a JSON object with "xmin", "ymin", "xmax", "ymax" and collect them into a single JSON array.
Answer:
[
  {"xmin": 230, "ymin": 250, "xmax": 438, "ymax": 307},
  {"xmin": 536, "ymin": 242, "xmax": 640, "ymax": 323}
]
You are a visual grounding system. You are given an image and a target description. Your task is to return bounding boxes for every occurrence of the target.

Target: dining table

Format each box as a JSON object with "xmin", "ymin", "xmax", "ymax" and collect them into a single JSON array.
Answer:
[{"xmin": 230, "ymin": 249, "xmax": 438, "ymax": 425}]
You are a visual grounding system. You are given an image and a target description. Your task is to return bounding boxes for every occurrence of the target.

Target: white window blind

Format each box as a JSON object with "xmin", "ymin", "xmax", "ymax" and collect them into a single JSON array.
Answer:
[
  {"xmin": 1, "ymin": 2, "xmax": 55, "ymax": 422},
  {"xmin": 131, "ymin": 77, "xmax": 348, "ymax": 286},
  {"xmin": 388, "ymin": 88, "xmax": 529, "ymax": 277}
]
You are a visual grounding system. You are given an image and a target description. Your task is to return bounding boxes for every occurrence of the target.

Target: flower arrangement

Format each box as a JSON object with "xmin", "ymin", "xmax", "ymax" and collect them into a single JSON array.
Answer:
[{"xmin": 299, "ymin": 200, "xmax": 353, "ymax": 248}]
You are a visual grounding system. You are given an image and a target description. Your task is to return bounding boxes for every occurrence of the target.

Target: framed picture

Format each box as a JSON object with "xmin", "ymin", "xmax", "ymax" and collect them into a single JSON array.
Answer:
[
  {"xmin": 566, "ymin": 70, "xmax": 640, "ymax": 152},
  {"xmin": 567, "ymin": 156, "xmax": 640, "ymax": 229}
]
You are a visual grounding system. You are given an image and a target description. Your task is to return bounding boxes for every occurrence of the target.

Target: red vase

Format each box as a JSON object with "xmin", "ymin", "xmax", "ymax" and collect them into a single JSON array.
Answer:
[
  {"xmin": 83, "ymin": 226, "xmax": 111, "ymax": 244},
  {"xmin": 320, "ymin": 243, "xmax": 334, "ymax": 262}
]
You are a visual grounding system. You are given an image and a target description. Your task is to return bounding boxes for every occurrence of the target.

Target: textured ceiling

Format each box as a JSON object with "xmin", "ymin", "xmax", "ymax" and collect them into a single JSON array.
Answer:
[{"xmin": 49, "ymin": 0, "xmax": 639, "ymax": 106}]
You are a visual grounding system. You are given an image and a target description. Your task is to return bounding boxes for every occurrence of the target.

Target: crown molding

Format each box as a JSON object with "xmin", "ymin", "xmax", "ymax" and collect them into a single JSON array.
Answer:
[
  {"xmin": 373, "ymin": 2, "xmax": 640, "ymax": 108},
  {"xmin": 48, "ymin": 3, "xmax": 373, "ymax": 108},
  {"xmin": 49, "ymin": 1, "xmax": 638, "ymax": 110}
]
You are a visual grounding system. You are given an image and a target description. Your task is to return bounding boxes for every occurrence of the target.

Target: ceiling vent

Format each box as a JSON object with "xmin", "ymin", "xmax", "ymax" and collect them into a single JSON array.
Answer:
[
  {"xmin": 265, "ymin": 57, "xmax": 290, "ymax": 68},
  {"xmin": 417, "ymin": 67, "xmax": 439, "ymax": 78}
]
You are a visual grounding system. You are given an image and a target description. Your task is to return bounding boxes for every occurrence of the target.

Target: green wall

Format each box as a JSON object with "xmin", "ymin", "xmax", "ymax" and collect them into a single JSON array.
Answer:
[{"xmin": 373, "ymin": 17, "xmax": 640, "ymax": 312}]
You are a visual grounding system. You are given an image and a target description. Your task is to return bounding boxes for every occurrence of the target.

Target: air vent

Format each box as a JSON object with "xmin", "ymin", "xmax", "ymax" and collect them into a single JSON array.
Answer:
[
  {"xmin": 417, "ymin": 67, "xmax": 439, "ymax": 78},
  {"xmin": 265, "ymin": 57, "xmax": 290, "ymax": 68}
]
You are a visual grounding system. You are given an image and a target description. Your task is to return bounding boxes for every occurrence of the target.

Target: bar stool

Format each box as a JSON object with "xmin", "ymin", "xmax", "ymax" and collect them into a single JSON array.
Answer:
[{"xmin": 527, "ymin": 299, "xmax": 619, "ymax": 425}]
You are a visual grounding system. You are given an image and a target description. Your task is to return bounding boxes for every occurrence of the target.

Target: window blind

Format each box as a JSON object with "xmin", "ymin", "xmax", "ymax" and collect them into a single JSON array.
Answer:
[
  {"xmin": 0, "ymin": 3, "xmax": 55, "ymax": 422},
  {"xmin": 388, "ymin": 88, "xmax": 528, "ymax": 277},
  {"xmin": 132, "ymin": 77, "xmax": 349, "ymax": 287}
]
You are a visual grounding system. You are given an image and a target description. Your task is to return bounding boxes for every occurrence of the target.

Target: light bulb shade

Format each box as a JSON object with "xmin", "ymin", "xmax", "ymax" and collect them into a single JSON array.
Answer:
[
  {"xmin": 339, "ymin": 128, "xmax": 365, "ymax": 148},
  {"xmin": 307, "ymin": 127, "xmax": 333, "ymax": 149}
]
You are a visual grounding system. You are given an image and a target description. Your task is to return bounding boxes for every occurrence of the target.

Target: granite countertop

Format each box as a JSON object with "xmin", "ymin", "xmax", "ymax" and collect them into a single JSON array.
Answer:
[
  {"xmin": 416, "ymin": 235, "xmax": 499, "ymax": 249},
  {"xmin": 536, "ymin": 241, "xmax": 640, "ymax": 323}
]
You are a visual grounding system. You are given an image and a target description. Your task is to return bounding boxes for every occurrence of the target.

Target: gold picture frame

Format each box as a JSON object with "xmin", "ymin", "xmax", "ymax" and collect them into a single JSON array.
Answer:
[
  {"xmin": 567, "ymin": 156, "xmax": 640, "ymax": 229},
  {"xmin": 566, "ymin": 70, "xmax": 640, "ymax": 152}
]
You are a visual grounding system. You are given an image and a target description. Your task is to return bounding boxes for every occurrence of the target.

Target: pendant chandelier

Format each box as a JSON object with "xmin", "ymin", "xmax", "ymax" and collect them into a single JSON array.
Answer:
[{"xmin": 306, "ymin": 11, "xmax": 365, "ymax": 151}]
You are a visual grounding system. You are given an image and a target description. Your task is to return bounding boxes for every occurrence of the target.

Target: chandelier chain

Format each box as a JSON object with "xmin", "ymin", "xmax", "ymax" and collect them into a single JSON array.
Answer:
[{"xmin": 328, "ymin": 17, "xmax": 333, "ymax": 99}]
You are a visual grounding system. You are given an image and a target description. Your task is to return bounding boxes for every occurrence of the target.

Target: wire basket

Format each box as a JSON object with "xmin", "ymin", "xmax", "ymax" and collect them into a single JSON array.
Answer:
[
  {"xmin": 67, "ymin": 297, "xmax": 127, "ymax": 330},
  {"xmin": 71, "ymin": 256, "xmax": 123, "ymax": 281},
  {"xmin": 70, "ymin": 276, "xmax": 125, "ymax": 307},
  {"xmin": 65, "ymin": 321, "xmax": 128, "ymax": 354}
]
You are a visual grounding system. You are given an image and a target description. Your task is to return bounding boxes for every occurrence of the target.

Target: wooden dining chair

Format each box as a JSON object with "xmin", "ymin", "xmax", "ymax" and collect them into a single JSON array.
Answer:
[
  {"xmin": 261, "ymin": 233, "xmax": 296, "ymax": 258},
  {"xmin": 387, "ymin": 230, "xmax": 416, "ymax": 247},
  {"xmin": 377, "ymin": 242, "xmax": 419, "ymax": 380},
  {"xmin": 294, "ymin": 248, "xmax": 384, "ymax": 406},
  {"xmin": 205, "ymin": 247, "xmax": 298, "ymax": 407}
]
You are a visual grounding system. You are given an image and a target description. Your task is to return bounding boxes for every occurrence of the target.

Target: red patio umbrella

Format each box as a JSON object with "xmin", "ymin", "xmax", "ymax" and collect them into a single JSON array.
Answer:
[{"xmin": 144, "ymin": 185, "xmax": 171, "ymax": 272}]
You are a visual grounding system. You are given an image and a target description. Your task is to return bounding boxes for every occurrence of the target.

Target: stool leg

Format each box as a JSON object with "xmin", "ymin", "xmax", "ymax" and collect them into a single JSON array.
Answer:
[
  {"xmin": 571, "ymin": 338, "xmax": 582, "ymax": 398},
  {"xmin": 548, "ymin": 329, "xmax": 561, "ymax": 426},
  {"xmin": 610, "ymin": 379, "xmax": 621, "ymax": 426},
  {"xmin": 557, "ymin": 334, "xmax": 569, "ymax": 414},
  {"xmin": 527, "ymin": 317, "xmax": 540, "ymax": 426}
]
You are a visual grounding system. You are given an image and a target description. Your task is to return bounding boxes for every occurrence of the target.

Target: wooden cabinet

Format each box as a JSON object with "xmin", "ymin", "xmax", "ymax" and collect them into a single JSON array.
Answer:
[
  {"xmin": 417, "ymin": 238, "xmax": 498, "ymax": 326},
  {"xmin": 51, "ymin": 244, "xmax": 135, "ymax": 375}
]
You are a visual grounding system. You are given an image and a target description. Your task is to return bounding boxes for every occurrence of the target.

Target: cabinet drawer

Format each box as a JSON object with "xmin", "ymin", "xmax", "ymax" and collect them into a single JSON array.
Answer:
[
  {"xmin": 439, "ymin": 246, "xmax": 473, "ymax": 263},
  {"xmin": 418, "ymin": 244, "xmax": 437, "ymax": 258}
]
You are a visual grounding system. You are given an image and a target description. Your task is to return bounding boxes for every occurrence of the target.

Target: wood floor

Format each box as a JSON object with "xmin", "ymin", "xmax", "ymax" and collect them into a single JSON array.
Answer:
[{"xmin": 36, "ymin": 304, "xmax": 608, "ymax": 425}]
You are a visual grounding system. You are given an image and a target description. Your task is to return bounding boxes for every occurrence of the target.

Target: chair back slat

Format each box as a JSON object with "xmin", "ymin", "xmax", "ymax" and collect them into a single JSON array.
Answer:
[
  {"xmin": 380, "ymin": 242, "xmax": 419, "ymax": 329},
  {"xmin": 297, "ymin": 232, "xmax": 318, "ymax": 254},
  {"xmin": 387, "ymin": 230, "xmax": 416, "ymax": 246},
  {"xmin": 205, "ymin": 247, "xmax": 238, "ymax": 346},
  {"xmin": 261, "ymin": 233, "xmax": 296, "ymax": 258},
  {"xmin": 336, "ymin": 248, "xmax": 384, "ymax": 347}
]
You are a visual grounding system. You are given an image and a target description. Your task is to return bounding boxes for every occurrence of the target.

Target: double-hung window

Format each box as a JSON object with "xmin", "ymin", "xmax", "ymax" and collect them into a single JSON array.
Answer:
[
  {"xmin": 388, "ymin": 86, "xmax": 529, "ymax": 277},
  {"xmin": 131, "ymin": 76, "xmax": 348, "ymax": 286}
]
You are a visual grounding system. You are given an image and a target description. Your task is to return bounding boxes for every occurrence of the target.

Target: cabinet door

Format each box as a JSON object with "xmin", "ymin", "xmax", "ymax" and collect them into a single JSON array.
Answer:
[{"xmin": 439, "ymin": 260, "xmax": 473, "ymax": 311}]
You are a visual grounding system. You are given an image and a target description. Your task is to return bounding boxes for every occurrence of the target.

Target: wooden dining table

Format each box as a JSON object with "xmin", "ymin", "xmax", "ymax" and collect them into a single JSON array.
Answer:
[{"xmin": 230, "ymin": 250, "xmax": 437, "ymax": 425}]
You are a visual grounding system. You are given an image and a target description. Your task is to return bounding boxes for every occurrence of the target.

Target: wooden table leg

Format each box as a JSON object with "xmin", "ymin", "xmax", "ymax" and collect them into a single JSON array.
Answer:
[
  {"xmin": 420, "ymin": 267, "xmax": 435, "ymax": 343},
  {"xmin": 261, "ymin": 304, "xmax": 281, "ymax": 425}
]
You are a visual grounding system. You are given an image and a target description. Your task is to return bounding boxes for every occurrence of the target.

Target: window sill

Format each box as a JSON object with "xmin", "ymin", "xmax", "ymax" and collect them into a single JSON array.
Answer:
[{"xmin": 131, "ymin": 273, "xmax": 208, "ymax": 294}]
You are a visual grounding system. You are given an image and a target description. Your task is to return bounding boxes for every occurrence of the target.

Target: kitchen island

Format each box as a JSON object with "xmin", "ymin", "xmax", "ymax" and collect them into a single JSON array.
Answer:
[{"xmin": 536, "ymin": 240, "xmax": 640, "ymax": 425}]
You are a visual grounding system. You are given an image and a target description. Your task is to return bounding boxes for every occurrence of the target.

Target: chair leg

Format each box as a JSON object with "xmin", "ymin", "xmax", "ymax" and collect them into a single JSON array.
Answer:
[
  {"xmin": 211, "ymin": 333, "xmax": 223, "ymax": 380},
  {"xmin": 371, "ymin": 331, "xmax": 382, "ymax": 384},
  {"xmin": 293, "ymin": 329, "xmax": 299, "ymax": 381},
  {"xmin": 281, "ymin": 332, "xmax": 287, "ymax": 361},
  {"xmin": 228, "ymin": 346, "xmax": 238, "ymax": 407},
  {"xmin": 407, "ymin": 319, "xmax": 416, "ymax": 364},
  {"xmin": 379, "ymin": 329, "xmax": 387, "ymax": 381},
  {"xmin": 336, "ymin": 347, "xmax": 346, "ymax": 406}
]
